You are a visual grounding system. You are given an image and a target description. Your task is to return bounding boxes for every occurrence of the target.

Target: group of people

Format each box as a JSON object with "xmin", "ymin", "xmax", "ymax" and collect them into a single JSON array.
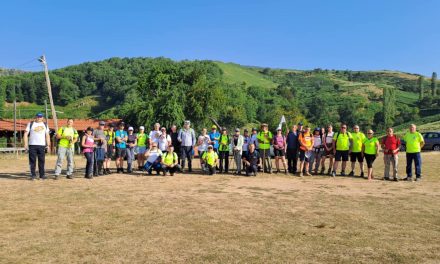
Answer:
[{"xmin": 23, "ymin": 112, "xmax": 425, "ymax": 181}]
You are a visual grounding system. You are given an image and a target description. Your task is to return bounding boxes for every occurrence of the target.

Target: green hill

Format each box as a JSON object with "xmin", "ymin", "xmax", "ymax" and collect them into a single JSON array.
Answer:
[{"xmin": 1, "ymin": 57, "xmax": 439, "ymax": 132}]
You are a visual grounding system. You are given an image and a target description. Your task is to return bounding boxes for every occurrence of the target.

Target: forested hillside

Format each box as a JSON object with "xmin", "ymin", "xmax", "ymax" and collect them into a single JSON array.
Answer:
[{"xmin": 1, "ymin": 57, "xmax": 439, "ymax": 132}]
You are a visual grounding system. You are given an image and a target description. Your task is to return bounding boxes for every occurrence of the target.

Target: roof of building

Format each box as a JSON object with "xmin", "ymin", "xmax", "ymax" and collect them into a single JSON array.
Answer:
[{"xmin": 0, "ymin": 118, "xmax": 121, "ymax": 132}]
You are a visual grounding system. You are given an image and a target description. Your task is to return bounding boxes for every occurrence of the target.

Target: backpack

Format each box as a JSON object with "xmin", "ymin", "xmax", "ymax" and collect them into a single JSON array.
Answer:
[
  {"xmin": 164, "ymin": 152, "xmax": 177, "ymax": 163},
  {"xmin": 334, "ymin": 132, "xmax": 351, "ymax": 146}
]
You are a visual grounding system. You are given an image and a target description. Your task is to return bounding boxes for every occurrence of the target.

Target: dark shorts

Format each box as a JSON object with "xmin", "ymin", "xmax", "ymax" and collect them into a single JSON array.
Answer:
[
  {"xmin": 299, "ymin": 150, "xmax": 310, "ymax": 162},
  {"xmin": 325, "ymin": 144, "xmax": 334, "ymax": 157},
  {"xmin": 364, "ymin": 154, "xmax": 376, "ymax": 168},
  {"xmin": 350, "ymin": 152, "xmax": 364, "ymax": 163},
  {"xmin": 106, "ymin": 145, "xmax": 114, "ymax": 159},
  {"xmin": 335, "ymin": 150, "xmax": 349, "ymax": 162},
  {"xmin": 274, "ymin": 149, "xmax": 285, "ymax": 157},
  {"xmin": 116, "ymin": 147, "xmax": 126, "ymax": 158}
]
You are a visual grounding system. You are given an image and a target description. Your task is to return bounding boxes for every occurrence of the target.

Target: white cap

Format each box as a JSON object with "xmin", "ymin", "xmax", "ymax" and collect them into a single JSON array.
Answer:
[
  {"xmin": 128, "ymin": 127, "xmax": 134, "ymax": 131},
  {"xmin": 139, "ymin": 126, "xmax": 145, "ymax": 130}
]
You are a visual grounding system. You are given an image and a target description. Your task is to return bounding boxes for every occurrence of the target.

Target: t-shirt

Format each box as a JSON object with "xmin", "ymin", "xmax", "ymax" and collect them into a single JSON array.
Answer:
[
  {"xmin": 363, "ymin": 137, "xmax": 379, "ymax": 155},
  {"xmin": 137, "ymin": 133, "xmax": 148, "ymax": 147},
  {"xmin": 158, "ymin": 134, "xmax": 171, "ymax": 151},
  {"xmin": 83, "ymin": 135, "xmax": 95, "ymax": 153},
  {"xmin": 325, "ymin": 132, "xmax": 334, "ymax": 144},
  {"xmin": 209, "ymin": 131, "xmax": 220, "ymax": 149},
  {"xmin": 105, "ymin": 130, "xmax": 116, "ymax": 144},
  {"xmin": 333, "ymin": 132, "xmax": 352, "ymax": 151},
  {"xmin": 313, "ymin": 135, "xmax": 322, "ymax": 148},
  {"xmin": 242, "ymin": 136, "xmax": 251, "ymax": 151},
  {"xmin": 25, "ymin": 122, "xmax": 49, "ymax": 146},
  {"xmin": 219, "ymin": 134, "xmax": 230, "ymax": 151},
  {"xmin": 351, "ymin": 132, "xmax": 366, "ymax": 153},
  {"xmin": 57, "ymin": 127, "xmax": 79, "ymax": 149},
  {"xmin": 146, "ymin": 149, "xmax": 162, "ymax": 163},
  {"xmin": 149, "ymin": 130, "xmax": 162, "ymax": 144},
  {"xmin": 202, "ymin": 151, "xmax": 218, "ymax": 166},
  {"xmin": 273, "ymin": 135, "xmax": 286, "ymax": 149},
  {"xmin": 243, "ymin": 150, "xmax": 260, "ymax": 166},
  {"xmin": 299, "ymin": 132, "xmax": 313, "ymax": 151},
  {"xmin": 127, "ymin": 134, "xmax": 137, "ymax": 148},
  {"xmin": 198, "ymin": 135, "xmax": 210, "ymax": 152},
  {"xmin": 381, "ymin": 135, "xmax": 400, "ymax": 155},
  {"xmin": 403, "ymin": 132, "xmax": 424, "ymax": 153},
  {"xmin": 115, "ymin": 130, "xmax": 128, "ymax": 149},
  {"xmin": 162, "ymin": 152, "xmax": 178, "ymax": 166},
  {"xmin": 250, "ymin": 133, "xmax": 260, "ymax": 149},
  {"xmin": 93, "ymin": 129, "xmax": 106, "ymax": 149}
]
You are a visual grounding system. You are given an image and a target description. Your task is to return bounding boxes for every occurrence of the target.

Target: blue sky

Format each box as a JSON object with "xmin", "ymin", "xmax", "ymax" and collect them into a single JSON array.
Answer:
[{"xmin": 1, "ymin": 0, "xmax": 439, "ymax": 76}]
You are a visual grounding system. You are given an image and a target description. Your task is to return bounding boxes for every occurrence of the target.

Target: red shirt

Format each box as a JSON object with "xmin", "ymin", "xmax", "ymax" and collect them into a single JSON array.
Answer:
[{"xmin": 381, "ymin": 135, "xmax": 400, "ymax": 155}]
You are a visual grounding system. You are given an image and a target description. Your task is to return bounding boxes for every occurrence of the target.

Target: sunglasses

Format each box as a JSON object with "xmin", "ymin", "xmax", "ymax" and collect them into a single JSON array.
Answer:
[
  {"xmin": 367, "ymin": 132, "xmax": 373, "ymax": 134},
  {"xmin": 341, "ymin": 127, "xmax": 347, "ymax": 129}
]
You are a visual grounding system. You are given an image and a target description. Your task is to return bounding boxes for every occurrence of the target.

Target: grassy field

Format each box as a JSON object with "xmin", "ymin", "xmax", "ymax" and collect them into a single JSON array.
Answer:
[
  {"xmin": 214, "ymin": 62, "xmax": 277, "ymax": 88},
  {"xmin": 0, "ymin": 152, "xmax": 439, "ymax": 263}
]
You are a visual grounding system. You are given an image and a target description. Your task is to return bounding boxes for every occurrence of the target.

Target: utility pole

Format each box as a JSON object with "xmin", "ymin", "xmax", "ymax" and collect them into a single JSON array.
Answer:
[
  {"xmin": 38, "ymin": 55, "xmax": 58, "ymax": 132},
  {"xmin": 13, "ymin": 99, "xmax": 17, "ymax": 152},
  {"xmin": 44, "ymin": 100, "xmax": 49, "ymax": 122}
]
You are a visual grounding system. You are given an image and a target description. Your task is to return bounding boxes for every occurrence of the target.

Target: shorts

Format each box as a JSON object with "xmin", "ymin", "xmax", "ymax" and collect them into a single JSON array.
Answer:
[
  {"xmin": 350, "ymin": 152, "xmax": 364, "ymax": 163},
  {"xmin": 137, "ymin": 146, "xmax": 147, "ymax": 155},
  {"xmin": 274, "ymin": 149, "xmax": 285, "ymax": 157},
  {"xmin": 116, "ymin": 147, "xmax": 127, "ymax": 158},
  {"xmin": 364, "ymin": 154, "xmax": 376, "ymax": 168},
  {"xmin": 106, "ymin": 145, "xmax": 114, "ymax": 159},
  {"xmin": 335, "ymin": 150, "xmax": 349, "ymax": 162},
  {"xmin": 325, "ymin": 143, "xmax": 334, "ymax": 157},
  {"xmin": 299, "ymin": 150, "xmax": 312, "ymax": 162}
]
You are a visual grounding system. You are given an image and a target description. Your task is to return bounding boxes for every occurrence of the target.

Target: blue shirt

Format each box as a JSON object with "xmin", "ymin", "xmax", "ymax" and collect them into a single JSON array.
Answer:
[
  {"xmin": 286, "ymin": 131, "xmax": 299, "ymax": 150},
  {"xmin": 115, "ymin": 130, "xmax": 128, "ymax": 149},
  {"xmin": 209, "ymin": 131, "xmax": 220, "ymax": 149}
]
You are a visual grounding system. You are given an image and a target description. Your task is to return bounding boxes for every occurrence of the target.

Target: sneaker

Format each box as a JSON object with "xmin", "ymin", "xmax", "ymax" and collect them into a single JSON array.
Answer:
[
  {"xmin": 320, "ymin": 169, "xmax": 325, "ymax": 175},
  {"xmin": 331, "ymin": 171, "xmax": 336, "ymax": 177},
  {"xmin": 54, "ymin": 175, "xmax": 59, "ymax": 180},
  {"xmin": 415, "ymin": 177, "xmax": 421, "ymax": 182},
  {"xmin": 40, "ymin": 176, "xmax": 47, "ymax": 180},
  {"xmin": 360, "ymin": 172, "xmax": 364, "ymax": 178},
  {"xmin": 327, "ymin": 169, "xmax": 332, "ymax": 175},
  {"xmin": 348, "ymin": 171, "xmax": 354, "ymax": 177},
  {"xmin": 383, "ymin": 177, "xmax": 390, "ymax": 181},
  {"xmin": 393, "ymin": 178, "xmax": 399, "ymax": 182},
  {"xmin": 405, "ymin": 177, "xmax": 412, "ymax": 182},
  {"xmin": 66, "ymin": 175, "xmax": 73, "ymax": 179},
  {"xmin": 299, "ymin": 172, "xmax": 304, "ymax": 177},
  {"xmin": 170, "ymin": 173, "xmax": 174, "ymax": 176},
  {"xmin": 305, "ymin": 172, "xmax": 312, "ymax": 176},
  {"xmin": 340, "ymin": 171, "xmax": 346, "ymax": 177},
  {"xmin": 30, "ymin": 177, "xmax": 36, "ymax": 181}
]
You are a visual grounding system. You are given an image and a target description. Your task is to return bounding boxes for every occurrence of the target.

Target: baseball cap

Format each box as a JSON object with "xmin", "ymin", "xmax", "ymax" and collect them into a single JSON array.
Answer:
[
  {"xmin": 235, "ymin": 128, "xmax": 240, "ymax": 132},
  {"xmin": 184, "ymin": 120, "xmax": 191, "ymax": 125},
  {"xmin": 211, "ymin": 125, "xmax": 217, "ymax": 129},
  {"xmin": 36, "ymin": 113, "xmax": 44, "ymax": 118},
  {"xmin": 277, "ymin": 127, "xmax": 282, "ymax": 131},
  {"xmin": 208, "ymin": 145, "xmax": 213, "ymax": 149},
  {"xmin": 99, "ymin": 121, "xmax": 105, "ymax": 125},
  {"xmin": 128, "ymin": 127, "xmax": 134, "ymax": 131},
  {"xmin": 252, "ymin": 128, "xmax": 257, "ymax": 131},
  {"xmin": 298, "ymin": 122, "xmax": 303, "ymax": 126},
  {"xmin": 139, "ymin": 126, "xmax": 145, "ymax": 130},
  {"xmin": 119, "ymin": 122, "xmax": 125, "ymax": 126},
  {"xmin": 261, "ymin": 123, "xmax": 268, "ymax": 127},
  {"xmin": 314, "ymin": 127, "xmax": 320, "ymax": 132}
]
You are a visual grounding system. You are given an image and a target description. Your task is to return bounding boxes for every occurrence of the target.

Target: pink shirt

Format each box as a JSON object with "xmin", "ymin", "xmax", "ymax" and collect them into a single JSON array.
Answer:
[
  {"xmin": 83, "ymin": 135, "xmax": 94, "ymax": 153},
  {"xmin": 274, "ymin": 135, "xmax": 286, "ymax": 149}
]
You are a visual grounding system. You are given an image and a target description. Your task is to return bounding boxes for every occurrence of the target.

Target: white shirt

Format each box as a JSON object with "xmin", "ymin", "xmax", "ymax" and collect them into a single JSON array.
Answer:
[
  {"xmin": 198, "ymin": 135, "xmax": 210, "ymax": 152},
  {"xmin": 313, "ymin": 135, "xmax": 322, "ymax": 148},
  {"xmin": 325, "ymin": 132, "xmax": 334, "ymax": 144},
  {"xmin": 25, "ymin": 122, "xmax": 50, "ymax": 146},
  {"xmin": 147, "ymin": 149, "xmax": 163, "ymax": 163},
  {"xmin": 158, "ymin": 134, "xmax": 171, "ymax": 151},
  {"xmin": 149, "ymin": 130, "xmax": 162, "ymax": 144}
]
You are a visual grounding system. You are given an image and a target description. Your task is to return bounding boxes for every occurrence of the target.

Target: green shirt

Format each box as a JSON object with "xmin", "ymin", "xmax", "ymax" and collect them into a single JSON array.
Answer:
[
  {"xmin": 57, "ymin": 127, "xmax": 78, "ymax": 148},
  {"xmin": 137, "ymin": 133, "xmax": 148, "ymax": 147},
  {"xmin": 257, "ymin": 131, "xmax": 273, "ymax": 150},
  {"xmin": 333, "ymin": 132, "xmax": 352, "ymax": 151},
  {"xmin": 163, "ymin": 152, "xmax": 178, "ymax": 166},
  {"xmin": 403, "ymin": 132, "xmax": 424, "ymax": 153},
  {"xmin": 202, "ymin": 151, "xmax": 218, "ymax": 166},
  {"xmin": 351, "ymin": 132, "xmax": 366, "ymax": 153},
  {"xmin": 363, "ymin": 137, "xmax": 378, "ymax": 155},
  {"xmin": 219, "ymin": 134, "xmax": 230, "ymax": 152}
]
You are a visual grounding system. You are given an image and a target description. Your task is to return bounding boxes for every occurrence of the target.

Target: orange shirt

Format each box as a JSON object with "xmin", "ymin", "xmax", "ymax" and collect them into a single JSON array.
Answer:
[{"xmin": 299, "ymin": 132, "xmax": 313, "ymax": 151}]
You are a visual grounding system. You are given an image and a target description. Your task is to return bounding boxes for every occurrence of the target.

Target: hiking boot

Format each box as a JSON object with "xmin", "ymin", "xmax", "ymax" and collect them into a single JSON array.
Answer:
[
  {"xmin": 404, "ymin": 177, "xmax": 412, "ymax": 182},
  {"xmin": 340, "ymin": 171, "xmax": 346, "ymax": 177},
  {"xmin": 393, "ymin": 177, "xmax": 399, "ymax": 182},
  {"xmin": 305, "ymin": 172, "xmax": 312, "ymax": 176},
  {"xmin": 327, "ymin": 169, "xmax": 332, "ymax": 175},
  {"xmin": 360, "ymin": 172, "xmax": 364, "ymax": 178},
  {"xmin": 320, "ymin": 168, "xmax": 325, "ymax": 175},
  {"xmin": 331, "ymin": 171, "xmax": 336, "ymax": 177},
  {"xmin": 284, "ymin": 169, "xmax": 288, "ymax": 175},
  {"xmin": 299, "ymin": 172, "xmax": 304, "ymax": 177},
  {"xmin": 107, "ymin": 169, "xmax": 112, "ymax": 174},
  {"xmin": 66, "ymin": 175, "xmax": 73, "ymax": 179},
  {"xmin": 415, "ymin": 177, "xmax": 421, "ymax": 182},
  {"xmin": 383, "ymin": 177, "xmax": 390, "ymax": 181},
  {"xmin": 348, "ymin": 171, "xmax": 354, "ymax": 177},
  {"xmin": 30, "ymin": 177, "xmax": 36, "ymax": 181},
  {"xmin": 54, "ymin": 175, "xmax": 59, "ymax": 180}
]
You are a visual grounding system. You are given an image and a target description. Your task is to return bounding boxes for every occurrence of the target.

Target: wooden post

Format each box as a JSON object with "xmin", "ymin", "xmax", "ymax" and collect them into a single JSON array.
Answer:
[{"xmin": 39, "ymin": 55, "xmax": 58, "ymax": 132}]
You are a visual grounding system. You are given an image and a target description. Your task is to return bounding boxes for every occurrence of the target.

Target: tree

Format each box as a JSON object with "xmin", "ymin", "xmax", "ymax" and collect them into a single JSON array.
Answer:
[
  {"xmin": 432, "ymin": 72, "xmax": 437, "ymax": 96},
  {"xmin": 418, "ymin": 76, "xmax": 424, "ymax": 100},
  {"xmin": 383, "ymin": 86, "xmax": 396, "ymax": 128}
]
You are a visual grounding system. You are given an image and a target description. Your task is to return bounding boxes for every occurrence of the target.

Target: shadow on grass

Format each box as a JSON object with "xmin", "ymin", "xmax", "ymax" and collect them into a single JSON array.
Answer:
[{"xmin": 0, "ymin": 172, "xmax": 30, "ymax": 180}]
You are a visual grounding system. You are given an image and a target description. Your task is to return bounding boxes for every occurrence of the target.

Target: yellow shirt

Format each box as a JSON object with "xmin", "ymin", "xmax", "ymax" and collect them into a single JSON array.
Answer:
[
  {"xmin": 57, "ymin": 127, "xmax": 78, "ymax": 148},
  {"xmin": 163, "ymin": 152, "xmax": 178, "ymax": 166},
  {"xmin": 202, "ymin": 151, "xmax": 218, "ymax": 166},
  {"xmin": 333, "ymin": 132, "xmax": 352, "ymax": 151},
  {"xmin": 403, "ymin": 132, "xmax": 424, "ymax": 153},
  {"xmin": 351, "ymin": 132, "xmax": 366, "ymax": 153}
]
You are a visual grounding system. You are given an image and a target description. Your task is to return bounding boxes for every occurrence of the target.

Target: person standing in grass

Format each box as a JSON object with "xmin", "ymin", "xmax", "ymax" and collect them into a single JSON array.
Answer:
[
  {"xmin": 208, "ymin": 125, "xmax": 220, "ymax": 153},
  {"xmin": 178, "ymin": 120, "xmax": 196, "ymax": 172},
  {"xmin": 298, "ymin": 126, "xmax": 314, "ymax": 177},
  {"xmin": 231, "ymin": 128, "xmax": 244, "ymax": 175},
  {"xmin": 23, "ymin": 113, "xmax": 51, "ymax": 180},
  {"xmin": 161, "ymin": 145, "xmax": 179, "ymax": 176},
  {"xmin": 241, "ymin": 129, "xmax": 251, "ymax": 171},
  {"xmin": 349, "ymin": 125, "xmax": 366, "ymax": 177},
  {"xmin": 362, "ymin": 129, "xmax": 380, "ymax": 181},
  {"xmin": 54, "ymin": 118, "xmax": 79, "ymax": 180},
  {"xmin": 136, "ymin": 126, "xmax": 148, "ymax": 170},
  {"xmin": 257, "ymin": 123, "xmax": 273, "ymax": 173},
  {"xmin": 126, "ymin": 127, "xmax": 137, "ymax": 173},
  {"xmin": 81, "ymin": 127, "xmax": 96, "ymax": 179},
  {"xmin": 149, "ymin": 123, "xmax": 162, "ymax": 146},
  {"xmin": 321, "ymin": 124, "xmax": 335, "ymax": 175},
  {"xmin": 115, "ymin": 122, "xmax": 128, "ymax": 173},
  {"xmin": 309, "ymin": 128, "xmax": 324, "ymax": 175},
  {"xmin": 332, "ymin": 124, "xmax": 352, "ymax": 177},
  {"xmin": 403, "ymin": 124, "xmax": 425, "ymax": 182},
  {"xmin": 158, "ymin": 127, "xmax": 172, "ymax": 153},
  {"xmin": 381, "ymin": 127, "xmax": 401, "ymax": 181},
  {"xmin": 286, "ymin": 124, "xmax": 299, "ymax": 174},
  {"xmin": 218, "ymin": 128, "xmax": 231, "ymax": 173},
  {"xmin": 169, "ymin": 125, "xmax": 181, "ymax": 165},
  {"xmin": 202, "ymin": 145, "xmax": 218, "ymax": 175},
  {"xmin": 104, "ymin": 124, "xmax": 115, "ymax": 174},
  {"xmin": 273, "ymin": 128, "xmax": 287, "ymax": 174},
  {"xmin": 92, "ymin": 121, "xmax": 107, "ymax": 176}
]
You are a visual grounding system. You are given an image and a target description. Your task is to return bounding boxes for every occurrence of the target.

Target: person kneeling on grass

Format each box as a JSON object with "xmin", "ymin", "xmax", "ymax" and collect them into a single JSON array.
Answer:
[
  {"xmin": 362, "ymin": 129, "xmax": 380, "ymax": 181},
  {"xmin": 242, "ymin": 143, "xmax": 260, "ymax": 176},
  {"xmin": 143, "ymin": 143, "xmax": 163, "ymax": 175},
  {"xmin": 202, "ymin": 145, "xmax": 218, "ymax": 175},
  {"xmin": 161, "ymin": 145, "xmax": 180, "ymax": 176}
]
